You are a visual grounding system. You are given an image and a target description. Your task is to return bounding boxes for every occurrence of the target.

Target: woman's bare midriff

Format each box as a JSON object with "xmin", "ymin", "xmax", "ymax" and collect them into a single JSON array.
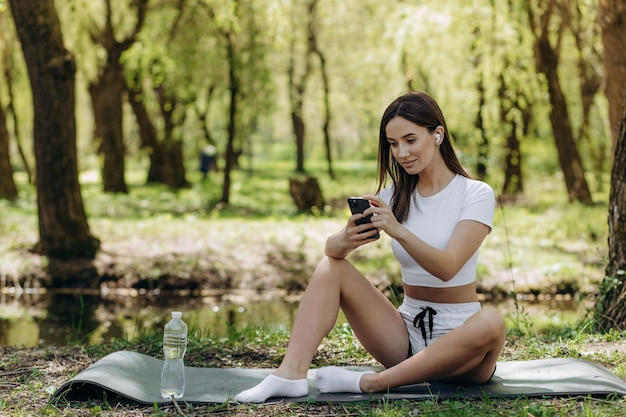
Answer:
[{"xmin": 403, "ymin": 282, "xmax": 479, "ymax": 303}]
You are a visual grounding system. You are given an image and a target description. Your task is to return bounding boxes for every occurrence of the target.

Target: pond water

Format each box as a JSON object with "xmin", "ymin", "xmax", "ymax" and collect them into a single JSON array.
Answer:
[{"xmin": 0, "ymin": 288, "xmax": 590, "ymax": 347}]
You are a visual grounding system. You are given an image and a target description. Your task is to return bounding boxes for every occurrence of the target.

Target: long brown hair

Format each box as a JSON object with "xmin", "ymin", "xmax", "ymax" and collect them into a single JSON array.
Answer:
[{"xmin": 375, "ymin": 91, "xmax": 470, "ymax": 222}]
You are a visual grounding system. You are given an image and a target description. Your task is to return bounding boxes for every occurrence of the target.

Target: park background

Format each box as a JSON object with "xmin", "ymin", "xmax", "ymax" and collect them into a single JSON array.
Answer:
[{"xmin": 1, "ymin": 1, "xmax": 626, "ymax": 415}]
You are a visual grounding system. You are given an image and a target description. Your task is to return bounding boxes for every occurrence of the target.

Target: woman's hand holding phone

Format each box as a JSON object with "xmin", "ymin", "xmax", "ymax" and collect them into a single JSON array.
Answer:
[{"xmin": 347, "ymin": 197, "xmax": 380, "ymax": 239}]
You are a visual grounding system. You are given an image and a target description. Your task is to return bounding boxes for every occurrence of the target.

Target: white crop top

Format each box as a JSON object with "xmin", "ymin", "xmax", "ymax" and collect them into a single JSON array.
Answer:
[{"xmin": 379, "ymin": 175, "xmax": 495, "ymax": 288}]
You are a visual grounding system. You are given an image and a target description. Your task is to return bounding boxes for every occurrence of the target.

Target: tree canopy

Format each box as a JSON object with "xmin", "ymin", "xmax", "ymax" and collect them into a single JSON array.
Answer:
[{"xmin": 2, "ymin": 0, "xmax": 615, "ymax": 193}]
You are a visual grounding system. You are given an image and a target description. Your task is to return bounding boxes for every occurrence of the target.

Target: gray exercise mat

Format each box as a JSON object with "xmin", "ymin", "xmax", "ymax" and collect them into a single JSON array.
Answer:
[{"xmin": 50, "ymin": 350, "xmax": 626, "ymax": 405}]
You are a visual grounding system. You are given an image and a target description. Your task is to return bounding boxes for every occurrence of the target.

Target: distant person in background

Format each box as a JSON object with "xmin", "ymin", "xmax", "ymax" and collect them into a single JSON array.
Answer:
[
  {"xmin": 199, "ymin": 144, "xmax": 216, "ymax": 179},
  {"xmin": 234, "ymin": 91, "xmax": 506, "ymax": 403}
]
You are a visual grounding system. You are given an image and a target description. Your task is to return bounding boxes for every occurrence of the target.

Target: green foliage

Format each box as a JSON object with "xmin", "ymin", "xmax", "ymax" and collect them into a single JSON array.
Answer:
[
  {"xmin": 507, "ymin": 292, "xmax": 536, "ymax": 338},
  {"xmin": 2, "ymin": 0, "xmax": 611, "ymax": 183},
  {"xmin": 593, "ymin": 271, "xmax": 626, "ymax": 330}
]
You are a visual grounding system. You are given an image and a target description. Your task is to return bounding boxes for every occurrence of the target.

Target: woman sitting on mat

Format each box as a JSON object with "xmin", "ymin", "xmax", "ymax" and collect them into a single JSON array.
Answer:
[{"xmin": 235, "ymin": 91, "xmax": 506, "ymax": 403}]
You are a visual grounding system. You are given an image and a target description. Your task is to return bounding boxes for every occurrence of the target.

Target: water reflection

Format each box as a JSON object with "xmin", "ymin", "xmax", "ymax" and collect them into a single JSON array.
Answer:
[
  {"xmin": 0, "ymin": 290, "xmax": 301, "ymax": 347},
  {"xmin": 0, "ymin": 289, "xmax": 589, "ymax": 347}
]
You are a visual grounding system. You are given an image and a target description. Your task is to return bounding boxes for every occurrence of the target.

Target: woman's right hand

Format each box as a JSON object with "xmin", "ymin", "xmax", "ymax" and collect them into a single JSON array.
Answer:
[
  {"xmin": 345, "ymin": 213, "xmax": 380, "ymax": 246},
  {"xmin": 325, "ymin": 214, "xmax": 379, "ymax": 258}
]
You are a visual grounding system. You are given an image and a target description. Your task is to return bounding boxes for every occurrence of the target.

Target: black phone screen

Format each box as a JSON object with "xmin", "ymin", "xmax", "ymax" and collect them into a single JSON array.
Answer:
[{"xmin": 347, "ymin": 197, "xmax": 380, "ymax": 239}]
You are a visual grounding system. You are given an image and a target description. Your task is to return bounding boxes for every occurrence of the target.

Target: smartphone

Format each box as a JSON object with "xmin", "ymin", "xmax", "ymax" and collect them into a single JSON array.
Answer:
[{"xmin": 347, "ymin": 197, "xmax": 380, "ymax": 239}]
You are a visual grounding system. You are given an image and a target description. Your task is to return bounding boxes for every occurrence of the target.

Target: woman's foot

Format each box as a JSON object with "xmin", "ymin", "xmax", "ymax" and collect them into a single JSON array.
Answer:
[
  {"xmin": 234, "ymin": 374, "xmax": 308, "ymax": 403},
  {"xmin": 315, "ymin": 366, "xmax": 375, "ymax": 393}
]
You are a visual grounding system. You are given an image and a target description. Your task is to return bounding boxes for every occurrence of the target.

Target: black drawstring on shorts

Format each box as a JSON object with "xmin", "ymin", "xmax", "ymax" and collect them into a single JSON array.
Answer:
[{"xmin": 412, "ymin": 306, "xmax": 437, "ymax": 346}]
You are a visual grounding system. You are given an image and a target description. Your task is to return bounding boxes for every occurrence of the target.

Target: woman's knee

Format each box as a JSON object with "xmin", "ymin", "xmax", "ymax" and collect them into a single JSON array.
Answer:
[
  {"xmin": 313, "ymin": 256, "xmax": 356, "ymax": 279},
  {"xmin": 316, "ymin": 255, "xmax": 345, "ymax": 269},
  {"xmin": 474, "ymin": 306, "xmax": 506, "ymax": 343},
  {"xmin": 487, "ymin": 307, "xmax": 506, "ymax": 335},
  {"xmin": 308, "ymin": 257, "xmax": 349, "ymax": 290}
]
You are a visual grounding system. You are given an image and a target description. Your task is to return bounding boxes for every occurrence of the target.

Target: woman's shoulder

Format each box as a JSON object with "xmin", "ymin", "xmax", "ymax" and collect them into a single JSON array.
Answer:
[
  {"xmin": 458, "ymin": 175, "xmax": 493, "ymax": 192},
  {"xmin": 458, "ymin": 176, "xmax": 495, "ymax": 201}
]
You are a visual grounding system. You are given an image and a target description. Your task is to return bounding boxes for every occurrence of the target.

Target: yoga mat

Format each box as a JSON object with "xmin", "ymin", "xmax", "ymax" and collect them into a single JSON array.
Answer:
[{"xmin": 50, "ymin": 351, "xmax": 626, "ymax": 405}]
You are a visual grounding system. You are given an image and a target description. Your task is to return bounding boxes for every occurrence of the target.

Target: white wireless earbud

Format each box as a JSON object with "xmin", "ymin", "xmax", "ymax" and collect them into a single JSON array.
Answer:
[{"xmin": 435, "ymin": 134, "xmax": 441, "ymax": 143}]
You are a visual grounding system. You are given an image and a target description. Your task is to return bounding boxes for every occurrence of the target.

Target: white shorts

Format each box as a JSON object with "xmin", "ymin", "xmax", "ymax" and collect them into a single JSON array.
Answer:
[{"xmin": 398, "ymin": 296, "xmax": 481, "ymax": 356}]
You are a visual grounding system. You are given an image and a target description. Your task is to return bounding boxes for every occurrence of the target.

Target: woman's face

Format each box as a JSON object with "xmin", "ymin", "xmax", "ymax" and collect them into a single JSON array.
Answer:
[{"xmin": 385, "ymin": 116, "xmax": 439, "ymax": 175}]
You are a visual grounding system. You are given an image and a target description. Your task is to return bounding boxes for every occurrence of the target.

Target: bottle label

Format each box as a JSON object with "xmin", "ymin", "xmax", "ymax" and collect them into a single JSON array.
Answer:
[{"xmin": 163, "ymin": 336, "xmax": 187, "ymax": 359}]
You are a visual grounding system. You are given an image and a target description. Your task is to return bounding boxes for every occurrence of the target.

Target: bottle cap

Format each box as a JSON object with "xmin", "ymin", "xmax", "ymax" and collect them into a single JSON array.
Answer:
[{"xmin": 172, "ymin": 311, "xmax": 182, "ymax": 319}]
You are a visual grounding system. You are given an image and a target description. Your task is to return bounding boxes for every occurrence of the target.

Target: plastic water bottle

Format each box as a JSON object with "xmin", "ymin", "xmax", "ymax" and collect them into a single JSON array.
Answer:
[{"xmin": 160, "ymin": 311, "xmax": 187, "ymax": 399}]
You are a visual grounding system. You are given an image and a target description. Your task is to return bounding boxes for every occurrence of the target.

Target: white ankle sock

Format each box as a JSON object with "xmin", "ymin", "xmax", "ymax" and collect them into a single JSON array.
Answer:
[
  {"xmin": 234, "ymin": 374, "xmax": 308, "ymax": 403},
  {"xmin": 315, "ymin": 366, "xmax": 375, "ymax": 393}
]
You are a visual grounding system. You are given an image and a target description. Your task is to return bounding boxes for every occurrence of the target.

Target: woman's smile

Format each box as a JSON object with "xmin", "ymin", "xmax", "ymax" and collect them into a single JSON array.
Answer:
[{"xmin": 400, "ymin": 158, "xmax": 418, "ymax": 170}]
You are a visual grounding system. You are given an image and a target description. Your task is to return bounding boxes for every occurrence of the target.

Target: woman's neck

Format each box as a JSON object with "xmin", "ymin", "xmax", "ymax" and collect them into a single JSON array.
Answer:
[{"xmin": 417, "ymin": 169, "xmax": 456, "ymax": 197}]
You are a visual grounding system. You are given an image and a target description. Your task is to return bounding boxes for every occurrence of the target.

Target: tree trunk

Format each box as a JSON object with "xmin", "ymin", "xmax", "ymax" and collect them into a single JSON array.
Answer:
[
  {"xmin": 89, "ymin": 62, "xmax": 128, "ymax": 193},
  {"xmin": 569, "ymin": 3, "xmax": 605, "ymax": 192},
  {"xmin": 595, "ymin": 0, "xmax": 626, "ymax": 331},
  {"xmin": 9, "ymin": 0, "xmax": 100, "ymax": 276},
  {"xmin": 528, "ymin": 3, "xmax": 593, "ymax": 204},
  {"xmin": 288, "ymin": 3, "xmax": 313, "ymax": 175},
  {"xmin": 470, "ymin": 24, "xmax": 488, "ymax": 180},
  {"xmin": 600, "ymin": 0, "xmax": 626, "ymax": 151},
  {"xmin": 595, "ymin": 95, "xmax": 626, "ymax": 331},
  {"xmin": 475, "ymin": 73, "xmax": 488, "ymax": 179},
  {"xmin": 127, "ymin": 76, "xmax": 190, "ymax": 189},
  {"xmin": 126, "ymin": 79, "xmax": 163, "ymax": 183},
  {"xmin": 289, "ymin": 176, "xmax": 325, "ymax": 213},
  {"xmin": 498, "ymin": 71, "xmax": 525, "ymax": 201},
  {"xmin": 0, "ymin": 94, "xmax": 17, "ymax": 200},
  {"xmin": 88, "ymin": 0, "xmax": 148, "ymax": 193},
  {"xmin": 221, "ymin": 32, "xmax": 238, "ymax": 204},
  {"xmin": 291, "ymin": 108, "xmax": 306, "ymax": 173},
  {"xmin": 308, "ymin": 0, "xmax": 334, "ymax": 179},
  {"xmin": 1, "ymin": 30, "xmax": 33, "ymax": 185},
  {"xmin": 536, "ymin": 39, "xmax": 592, "ymax": 204},
  {"xmin": 195, "ymin": 84, "xmax": 217, "ymax": 150},
  {"xmin": 502, "ymin": 122, "xmax": 523, "ymax": 200},
  {"xmin": 156, "ymin": 88, "xmax": 190, "ymax": 189}
]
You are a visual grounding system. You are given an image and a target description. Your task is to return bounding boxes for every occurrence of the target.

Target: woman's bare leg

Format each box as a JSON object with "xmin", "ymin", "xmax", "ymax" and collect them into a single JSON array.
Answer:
[
  {"xmin": 235, "ymin": 256, "xmax": 409, "ymax": 402},
  {"xmin": 358, "ymin": 306, "xmax": 505, "ymax": 393},
  {"xmin": 276, "ymin": 256, "xmax": 409, "ymax": 379}
]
